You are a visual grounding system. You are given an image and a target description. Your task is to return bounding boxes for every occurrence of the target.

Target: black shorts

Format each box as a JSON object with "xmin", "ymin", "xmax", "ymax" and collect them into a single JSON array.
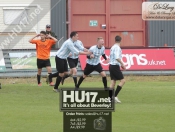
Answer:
[
  {"xmin": 37, "ymin": 59, "xmax": 51, "ymax": 69},
  {"xmin": 109, "ymin": 65, "xmax": 124, "ymax": 80},
  {"xmin": 67, "ymin": 58, "xmax": 78, "ymax": 68},
  {"xmin": 55, "ymin": 56, "xmax": 68, "ymax": 73},
  {"xmin": 84, "ymin": 63, "xmax": 103, "ymax": 75}
]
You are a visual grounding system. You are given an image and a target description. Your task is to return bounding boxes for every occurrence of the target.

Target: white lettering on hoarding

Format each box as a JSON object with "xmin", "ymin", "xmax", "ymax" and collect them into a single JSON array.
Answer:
[
  {"xmin": 100, "ymin": 54, "xmax": 167, "ymax": 69},
  {"xmin": 122, "ymin": 54, "xmax": 166, "ymax": 69},
  {"xmin": 147, "ymin": 60, "xmax": 166, "ymax": 66},
  {"xmin": 122, "ymin": 54, "xmax": 148, "ymax": 69}
]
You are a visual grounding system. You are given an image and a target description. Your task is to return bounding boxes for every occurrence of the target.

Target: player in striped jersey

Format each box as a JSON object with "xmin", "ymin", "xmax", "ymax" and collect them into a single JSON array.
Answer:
[
  {"xmin": 53, "ymin": 31, "xmax": 90, "ymax": 92},
  {"xmin": 61, "ymin": 40, "xmax": 88, "ymax": 87},
  {"xmin": 76, "ymin": 37, "xmax": 108, "ymax": 90},
  {"xmin": 109, "ymin": 36, "xmax": 126, "ymax": 103}
]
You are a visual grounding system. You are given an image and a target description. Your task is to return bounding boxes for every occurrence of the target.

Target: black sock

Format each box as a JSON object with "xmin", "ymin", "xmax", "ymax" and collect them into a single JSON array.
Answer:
[
  {"xmin": 77, "ymin": 76, "xmax": 84, "ymax": 88},
  {"xmin": 48, "ymin": 73, "xmax": 52, "ymax": 83},
  {"xmin": 73, "ymin": 76, "xmax": 77, "ymax": 86},
  {"xmin": 51, "ymin": 72, "xmax": 59, "ymax": 78},
  {"xmin": 109, "ymin": 89, "xmax": 113, "ymax": 100},
  {"xmin": 37, "ymin": 74, "xmax": 41, "ymax": 84},
  {"xmin": 54, "ymin": 75, "xmax": 62, "ymax": 89},
  {"xmin": 102, "ymin": 77, "xmax": 107, "ymax": 88},
  {"xmin": 115, "ymin": 85, "xmax": 122, "ymax": 97}
]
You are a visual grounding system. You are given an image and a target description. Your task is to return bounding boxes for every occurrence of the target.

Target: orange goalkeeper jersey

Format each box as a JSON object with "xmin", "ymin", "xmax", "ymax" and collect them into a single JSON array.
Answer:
[{"xmin": 30, "ymin": 39, "xmax": 56, "ymax": 59}]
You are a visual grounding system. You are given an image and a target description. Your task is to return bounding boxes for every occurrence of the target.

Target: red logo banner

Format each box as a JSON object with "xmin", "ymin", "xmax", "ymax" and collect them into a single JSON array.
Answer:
[{"xmin": 79, "ymin": 49, "xmax": 175, "ymax": 70}]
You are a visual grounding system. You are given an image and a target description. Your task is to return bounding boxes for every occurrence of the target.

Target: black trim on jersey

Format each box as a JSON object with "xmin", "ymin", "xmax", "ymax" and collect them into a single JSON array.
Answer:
[{"xmin": 102, "ymin": 54, "xmax": 107, "ymax": 60}]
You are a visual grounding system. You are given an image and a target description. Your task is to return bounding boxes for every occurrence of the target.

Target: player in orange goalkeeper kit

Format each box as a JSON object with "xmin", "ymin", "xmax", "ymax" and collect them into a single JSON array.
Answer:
[{"xmin": 29, "ymin": 31, "xmax": 58, "ymax": 86}]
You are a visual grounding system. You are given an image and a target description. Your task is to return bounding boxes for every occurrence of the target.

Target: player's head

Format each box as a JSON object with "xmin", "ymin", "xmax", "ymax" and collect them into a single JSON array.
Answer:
[
  {"xmin": 115, "ymin": 36, "xmax": 122, "ymax": 43},
  {"xmin": 97, "ymin": 37, "xmax": 104, "ymax": 48},
  {"xmin": 70, "ymin": 31, "xmax": 78, "ymax": 41},
  {"xmin": 40, "ymin": 31, "xmax": 47, "ymax": 40},
  {"xmin": 46, "ymin": 24, "xmax": 51, "ymax": 31}
]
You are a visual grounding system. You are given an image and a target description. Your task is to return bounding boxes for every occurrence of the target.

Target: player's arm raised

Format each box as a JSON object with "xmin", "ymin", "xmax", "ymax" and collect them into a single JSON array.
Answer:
[
  {"xmin": 29, "ymin": 34, "xmax": 40, "ymax": 43},
  {"xmin": 47, "ymin": 34, "xmax": 58, "ymax": 42}
]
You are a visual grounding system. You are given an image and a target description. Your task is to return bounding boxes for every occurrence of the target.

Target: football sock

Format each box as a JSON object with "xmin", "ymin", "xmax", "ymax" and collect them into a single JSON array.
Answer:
[
  {"xmin": 102, "ymin": 77, "xmax": 107, "ymax": 88},
  {"xmin": 77, "ymin": 76, "xmax": 84, "ymax": 88},
  {"xmin": 51, "ymin": 72, "xmax": 59, "ymax": 78},
  {"xmin": 109, "ymin": 89, "xmax": 113, "ymax": 100},
  {"xmin": 54, "ymin": 75, "xmax": 62, "ymax": 89},
  {"xmin": 115, "ymin": 85, "xmax": 122, "ymax": 97},
  {"xmin": 73, "ymin": 76, "xmax": 77, "ymax": 86},
  {"xmin": 48, "ymin": 73, "xmax": 52, "ymax": 83},
  {"xmin": 37, "ymin": 74, "xmax": 41, "ymax": 84}
]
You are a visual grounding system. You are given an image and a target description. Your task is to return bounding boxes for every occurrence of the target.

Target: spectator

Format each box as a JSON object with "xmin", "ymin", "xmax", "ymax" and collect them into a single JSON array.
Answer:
[{"xmin": 46, "ymin": 24, "xmax": 57, "ymax": 48}]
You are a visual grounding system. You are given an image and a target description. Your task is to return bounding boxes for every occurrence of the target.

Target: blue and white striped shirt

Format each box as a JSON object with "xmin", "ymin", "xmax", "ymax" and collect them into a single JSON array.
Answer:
[
  {"xmin": 69, "ymin": 40, "xmax": 85, "ymax": 59},
  {"xmin": 56, "ymin": 38, "xmax": 79, "ymax": 59},
  {"xmin": 109, "ymin": 44, "xmax": 122, "ymax": 66},
  {"xmin": 87, "ymin": 45, "xmax": 105, "ymax": 65}
]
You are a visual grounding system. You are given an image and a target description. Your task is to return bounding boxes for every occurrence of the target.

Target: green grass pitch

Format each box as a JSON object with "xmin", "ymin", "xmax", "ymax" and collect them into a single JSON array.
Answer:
[{"xmin": 0, "ymin": 76, "xmax": 175, "ymax": 132}]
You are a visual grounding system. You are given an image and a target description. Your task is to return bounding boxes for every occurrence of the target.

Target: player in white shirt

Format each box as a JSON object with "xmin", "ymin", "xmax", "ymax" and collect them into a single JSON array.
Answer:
[
  {"xmin": 61, "ymin": 40, "xmax": 88, "ymax": 87},
  {"xmin": 76, "ymin": 37, "xmax": 108, "ymax": 90},
  {"xmin": 53, "ymin": 31, "xmax": 90, "ymax": 92},
  {"xmin": 109, "ymin": 36, "xmax": 126, "ymax": 103}
]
